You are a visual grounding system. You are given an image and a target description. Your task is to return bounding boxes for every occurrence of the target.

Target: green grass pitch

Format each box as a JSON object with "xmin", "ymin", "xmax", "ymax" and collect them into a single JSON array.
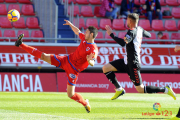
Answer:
[{"xmin": 0, "ymin": 92, "xmax": 179, "ymax": 120}]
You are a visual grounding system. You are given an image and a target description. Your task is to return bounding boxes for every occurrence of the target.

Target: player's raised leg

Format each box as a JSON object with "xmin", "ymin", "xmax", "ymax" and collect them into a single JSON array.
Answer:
[{"xmin": 102, "ymin": 63, "xmax": 125, "ymax": 100}]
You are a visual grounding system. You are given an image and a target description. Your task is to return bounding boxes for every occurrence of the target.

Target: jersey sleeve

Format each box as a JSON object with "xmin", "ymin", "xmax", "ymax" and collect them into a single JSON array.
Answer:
[
  {"xmin": 79, "ymin": 32, "xmax": 85, "ymax": 41},
  {"xmin": 89, "ymin": 46, "xmax": 98, "ymax": 60}
]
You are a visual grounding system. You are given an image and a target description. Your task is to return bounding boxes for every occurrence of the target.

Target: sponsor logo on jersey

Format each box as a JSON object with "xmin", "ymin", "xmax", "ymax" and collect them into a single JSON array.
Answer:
[
  {"xmin": 86, "ymin": 47, "xmax": 90, "ymax": 51},
  {"xmin": 69, "ymin": 74, "xmax": 76, "ymax": 79}
]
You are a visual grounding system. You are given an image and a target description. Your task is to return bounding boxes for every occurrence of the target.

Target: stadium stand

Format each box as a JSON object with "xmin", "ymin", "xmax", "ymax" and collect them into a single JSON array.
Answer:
[
  {"xmin": 86, "ymin": 18, "xmax": 99, "ymax": 29},
  {"xmin": 152, "ymin": 20, "xmax": 165, "ymax": 31},
  {"xmin": 0, "ymin": 17, "xmax": 13, "ymax": 28},
  {"xmin": 8, "ymin": 4, "xmax": 21, "ymax": 14},
  {"xmin": 0, "ymin": 4, "xmax": 7, "ymax": 15},
  {"xmin": 3, "ymin": 30, "xmax": 16, "ymax": 41},
  {"xmin": 13, "ymin": 17, "xmax": 26, "ymax": 28},
  {"xmin": 81, "ymin": 6, "xmax": 94, "ymax": 17},
  {"xmin": 112, "ymin": 19, "xmax": 126, "ymax": 30},
  {"xmin": 21, "ymin": 4, "xmax": 35, "ymax": 16},
  {"xmin": 17, "ymin": 30, "xmax": 31, "ymax": 42}
]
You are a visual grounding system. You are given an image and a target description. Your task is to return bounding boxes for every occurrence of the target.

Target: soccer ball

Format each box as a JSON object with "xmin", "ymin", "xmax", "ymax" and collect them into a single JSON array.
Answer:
[{"xmin": 7, "ymin": 9, "xmax": 20, "ymax": 22}]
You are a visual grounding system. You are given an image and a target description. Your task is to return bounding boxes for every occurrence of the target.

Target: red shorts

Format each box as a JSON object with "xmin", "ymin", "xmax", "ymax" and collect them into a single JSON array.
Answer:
[{"xmin": 50, "ymin": 55, "xmax": 79, "ymax": 86}]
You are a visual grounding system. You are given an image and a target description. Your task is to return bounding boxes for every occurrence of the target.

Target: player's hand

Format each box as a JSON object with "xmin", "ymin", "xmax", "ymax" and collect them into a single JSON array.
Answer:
[
  {"xmin": 174, "ymin": 45, "xmax": 180, "ymax": 52},
  {"xmin": 105, "ymin": 25, "xmax": 113, "ymax": 36},
  {"xmin": 124, "ymin": 37, "xmax": 128, "ymax": 44},
  {"xmin": 86, "ymin": 53, "xmax": 94, "ymax": 61},
  {"xmin": 156, "ymin": 9, "xmax": 160, "ymax": 12},
  {"xmin": 63, "ymin": 19, "xmax": 72, "ymax": 26}
]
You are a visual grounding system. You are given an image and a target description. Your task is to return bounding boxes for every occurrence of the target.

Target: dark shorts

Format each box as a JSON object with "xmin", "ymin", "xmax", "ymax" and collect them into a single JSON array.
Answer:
[{"xmin": 110, "ymin": 59, "xmax": 142, "ymax": 86}]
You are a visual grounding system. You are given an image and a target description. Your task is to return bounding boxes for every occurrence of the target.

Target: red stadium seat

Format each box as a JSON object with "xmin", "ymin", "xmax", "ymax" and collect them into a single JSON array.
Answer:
[
  {"xmin": 31, "ymin": 30, "xmax": 44, "ymax": 42},
  {"xmin": 134, "ymin": 0, "xmax": 140, "ymax": 5},
  {"xmin": 114, "ymin": 0, "xmax": 122, "ymax": 5},
  {"xmin": 63, "ymin": 0, "xmax": 75, "ymax": 4},
  {"xmin": 100, "ymin": 19, "xmax": 111, "ymax": 30},
  {"xmin": 138, "ymin": 20, "xmax": 152, "ymax": 31},
  {"xmin": 178, "ymin": 21, "xmax": 180, "ymax": 30},
  {"xmin": 0, "ymin": 17, "xmax": 13, "ymax": 28},
  {"xmin": 8, "ymin": 4, "xmax": 21, "ymax": 14},
  {"xmin": 18, "ymin": 0, "xmax": 32, "ymax": 4},
  {"xmin": 171, "ymin": 33, "xmax": 180, "ymax": 44},
  {"xmin": 159, "ymin": 0, "xmax": 166, "ymax": 6},
  {"xmin": 0, "ymin": 30, "xmax": 3, "ymax": 41},
  {"xmin": 172, "ymin": 7, "xmax": 180, "ymax": 18},
  {"xmin": 179, "ymin": 0, "xmax": 180, "ymax": 4},
  {"xmin": 94, "ymin": 6, "xmax": 103, "ymax": 17},
  {"xmin": 0, "ymin": 4, "xmax": 7, "ymax": 15},
  {"xmin": 166, "ymin": 0, "xmax": 179, "ymax": 6},
  {"xmin": 112, "ymin": 19, "xmax": 126, "ymax": 30},
  {"xmin": 3, "ymin": 30, "xmax": 16, "ymax": 42},
  {"xmin": 0, "ymin": 0, "xmax": 4, "ymax": 2},
  {"xmin": 165, "ymin": 20, "xmax": 178, "ymax": 31},
  {"xmin": 145, "ymin": 32, "xmax": 158, "ymax": 44},
  {"xmin": 106, "ymin": 32, "xmax": 117, "ymax": 43},
  {"xmin": 81, "ymin": 6, "xmax": 94, "ymax": 17},
  {"xmin": 152, "ymin": 20, "xmax": 165, "ymax": 31},
  {"xmin": 68, "ymin": 6, "xmax": 80, "ymax": 16},
  {"xmin": 118, "ymin": 32, "xmax": 126, "ymax": 38},
  {"xmin": 5, "ymin": 0, "xmax": 17, "ymax": 3},
  {"xmin": 95, "ymin": 32, "xmax": 105, "ymax": 43},
  {"xmin": 161, "ymin": 7, "xmax": 172, "ymax": 18},
  {"xmin": 73, "ymin": 18, "xmax": 85, "ymax": 29},
  {"xmin": 89, "ymin": 0, "xmax": 101, "ymax": 5},
  {"xmin": 158, "ymin": 33, "xmax": 171, "ymax": 44},
  {"xmin": 26, "ymin": 17, "xmax": 40, "ymax": 29},
  {"xmin": 86, "ymin": 18, "xmax": 99, "ymax": 29},
  {"xmin": 22, "ymin": 4, "xmax": 35, "ymax": 16},
  {"xmin": 13, "ymin": 17, "xmax": 26, "ymax": 28},
  {"xmin": 17, "ymin": 30, "xmax": 31, "ymax": 42},
  {"xmin": 76, "ymin": 0, "xmax": 88, "ymax": 4},
  {"xmin": 140, "ymin": 0, "xmax": 146, "ymax": 4}
]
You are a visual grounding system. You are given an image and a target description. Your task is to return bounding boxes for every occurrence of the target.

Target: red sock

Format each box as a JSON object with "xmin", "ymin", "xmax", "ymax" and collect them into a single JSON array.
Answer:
[
  {"xmin": 20, "ymin": 43, "xmax": 42, "ymax": 58},
  {"xmin": 71, "ymin": 93, "xmax": 87, "ymax": 106}
]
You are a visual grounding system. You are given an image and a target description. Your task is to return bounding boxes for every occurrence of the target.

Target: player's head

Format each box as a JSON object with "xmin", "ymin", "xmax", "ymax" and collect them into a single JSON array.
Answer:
[
  {"xmin": 157, "ymin": 31, "xmax": 163, "ymax": 39},
  {"xmin": 85, "ymin": 26, "xmax": 98, "ymax": 41},
  {"xmin": 127, "ymin": 13, "xmax": 139, "ymax": 28}
]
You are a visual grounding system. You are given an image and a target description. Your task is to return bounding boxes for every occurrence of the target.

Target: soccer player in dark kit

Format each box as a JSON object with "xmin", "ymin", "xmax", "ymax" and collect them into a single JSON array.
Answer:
[
  {"xmin": 15, "ymin": 20, "xmax": 98, "ymax": 113},
  {"xmin": 102, "ymin": 13, "xmax": 176, "ymax": 100}
]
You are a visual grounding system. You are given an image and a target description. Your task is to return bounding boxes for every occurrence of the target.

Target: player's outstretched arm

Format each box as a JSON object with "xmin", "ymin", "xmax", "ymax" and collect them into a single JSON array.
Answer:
[
  {"xmin": 175, "ymin": 45, "xmax": 180, "ymax": 52},
  {"xmin": 105, "ymin": 25, "xmax": 126, "ymax": 47},
  {"xmin": 63, "ymin": 19, "xmax": 81, "ymax": 36},
  {"xmin": 143, "ymin": 29, "xmax": 151, "ymax": 38}
]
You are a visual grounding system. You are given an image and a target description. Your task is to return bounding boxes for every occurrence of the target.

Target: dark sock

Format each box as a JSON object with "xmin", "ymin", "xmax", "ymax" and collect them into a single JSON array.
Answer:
[
  {"xmin": 104, "ymin": 71, "xmax": 121, "ymax": 88},
  {"xmin": 144, "ymin": 86, "xmax": 165, "ymax": 93},
  {"xmin": 176, "ymin": 108, "xmax": 180, "ymax": 118}
]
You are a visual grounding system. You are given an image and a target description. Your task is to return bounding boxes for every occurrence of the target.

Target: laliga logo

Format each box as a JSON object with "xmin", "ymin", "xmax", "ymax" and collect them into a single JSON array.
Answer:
[{"xmin": 153, "ymin": 103, "xmax": 161, "ymax": 111}]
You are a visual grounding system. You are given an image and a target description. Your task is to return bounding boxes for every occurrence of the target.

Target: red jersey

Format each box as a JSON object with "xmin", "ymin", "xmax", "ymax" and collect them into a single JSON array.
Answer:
[{"xmin": 69, "ymin": 33, "xmax": 98, "ymax": 72}]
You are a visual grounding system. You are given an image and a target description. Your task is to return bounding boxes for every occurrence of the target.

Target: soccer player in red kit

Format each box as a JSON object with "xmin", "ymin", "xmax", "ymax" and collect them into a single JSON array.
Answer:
[{"xmin": 15, "ymin": 20, "xmax": 98, "ymax": 113}]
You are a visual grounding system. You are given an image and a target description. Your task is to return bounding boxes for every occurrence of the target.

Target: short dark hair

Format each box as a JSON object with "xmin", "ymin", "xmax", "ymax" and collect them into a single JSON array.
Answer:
[
  {"xmin": 88, "ymin": 26, "xmax": 98, "ymax": 38},
  {"xmin": 157, "ymin": 31, "xmax": 163, "ymax": 36},
  {"xmin": 128, "ymin": 13, "xmax": 139, "ymax": 24}
]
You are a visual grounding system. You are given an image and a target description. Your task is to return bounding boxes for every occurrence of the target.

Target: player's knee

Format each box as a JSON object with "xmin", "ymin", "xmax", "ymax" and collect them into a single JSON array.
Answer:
[
  {"xmin": 67, "ymin": 92, "xmax": 73, "ymax": 98},
  {"xmin": 102, "ymin": 64, "xmax": 108, "ymax": 73}
]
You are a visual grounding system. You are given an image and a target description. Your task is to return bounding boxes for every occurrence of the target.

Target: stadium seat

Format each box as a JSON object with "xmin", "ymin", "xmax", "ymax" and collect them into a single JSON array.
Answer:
[
  {"xmin": 179, "ymin": 0, "xmax": 180, "ymax": 4},
  {"xmin": 140, "ymin": 0, "xmax": 146, "ymax": 4},
  {"xmin": 22, "ymin": 4, "xmax": 35, "ymax": 16},
  {"xmin": 172, "ymin": 7, "xmax": 180, "ymax": 18},
  {"xmin": 161, "ymin": 7, "xmax": 172, "ymax": 18},
  {"xmin": 3, "ymin": 30, "xmax": 16, "ymax": 42},
  {"xmin": 95, "ymin": 32, "xmax": 105, "ymax": 43},
  {"xmin": 145, "ymin": 32, "xmax": 158, "ymax": 44},
  {"xmin": 0, "ymin": 30, "xmax": 3, "ymax": 41},
  {"xmin": 31, "ymin": 30, "xmax": 44, "ymax": 42},
  {"xmin": 68, "ymin": 6, "xmax": 80, "ymax": 16},
  {"xmin": 112, "ymin": 19, "xmax": 126, "ymax": 30},
  {"xmin": 134, "ymin": 0, "xmax": 140, "ymax": 5},
  {"xmin": 94, "ymin": 6, "xmax": 103, "ymax": 17},
  {"xmin": 13, "ymin": 17, "xmax": 26, "ymax": 28},
  {"xmin": 17, "ymin": 30, "xmax": 31, "ymax": 42},
  {"xmin": 63, "ymin": 0, "xmax": 75, "ymax": 4},
  {"xmin": 160, "ymin": 33, "xmax": 171, "ymax": 44},
  {"xmin": 166, "ymin": 0, "xmax": 179, "ymax": 6},
  {"xmin": 0, "ymin": 4, "xmax": 7, "ymax": 15},
  {"xmin": 100, "ymin": 19, "xmax": 111, "ymax": 30},
  {"xmin": 86, "ymin": 18, "xmax": 99, "ymax": 29},
  {"xmin": 159, "ymin": 0, "xmax": 166, "ymax": 6},
  {"xmin": 0, "ymin": 17, "xmax": 13, "ymax": 28},
  {"xmin": 5, "ymin": 0, "xmax": 17, "ymax": 3},
  {"xmin": 76, "ymin": 0, "xmax": 88, "ymax": 4},
  {"xmin": 118, "ymin": 32, "xmax": 126, "ymax": 38},
  {"xmin": 152, "ymin": 20, "xmax": 165, "ymax": 31},
  {"xmin": 0, "ymin": 0, "xmax": 4, "ymax": 2},
  {"xmin": 138, "ymin": 20, "xmax": 152, "ymax": 31},
  {"xmin": 114, "ymin": 0, "xmax": 122, "ymax": 5},
  {"xmin": 26, "ymin": 17, "xmax": 40, "ymax": 29},
  {"xmin": 81, "ymin": 6, "xmax": 94, "ymax": 17},
  {"xmin": 8, "ymin": 4, "xmax": 21, "ymax": 14},
  {"xmin": 165, "ymin": 20, "xmax": 178, "ymax": 31},
  {"xmin": 106, "ymin": 32, "xmax": 117, "ymax": 43},
  {"xmin": 171, "ymin": 33, "xmax": 180, "ymax": 44},
  {"xmin": 89, "ymin": 0, "xmax": 101, "ymax": 5},
  {"xmin": 73, "ymin": 18, "xmax": 85, "ymax": 29},
  {"xmin": 178, "ymin": 21, "xmax": 180, "ymax": 30},
  {"xmin": 18, "ymin": 0, "xmax": 32, "ymax": 4}
]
